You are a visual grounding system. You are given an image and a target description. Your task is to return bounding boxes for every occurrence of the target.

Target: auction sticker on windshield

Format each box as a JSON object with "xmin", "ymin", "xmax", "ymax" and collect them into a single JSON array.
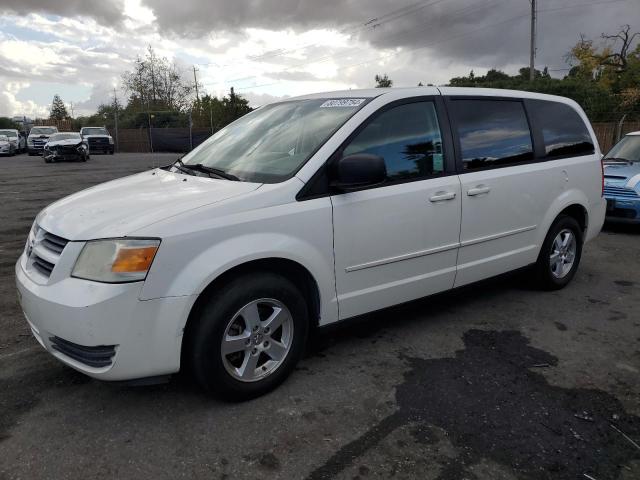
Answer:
[{"xmin": 320, "ymin": 99, "xmax": 366, "ymax": 108}]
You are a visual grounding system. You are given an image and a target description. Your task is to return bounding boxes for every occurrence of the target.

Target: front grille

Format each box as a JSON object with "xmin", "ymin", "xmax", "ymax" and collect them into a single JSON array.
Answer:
[
  {"xmin": 32, "ymin": 255, "xmax": 54, "ymax": 276},
  {"xmin": 49, "ymin": 336, "xmax": 116, "ymax": 368},
  {"xmin": 41, "ymin": 231, "xmax": 69, "ymax": 254},
  {"xmin": 604, "ymin": 185, "xmax": 639, "ymax": 198},
  {"xmin": 55, "ymin": 145, "xmax": 80, "ymax": 154},
  {"xmin": 88, "ymin": 138, "xmax": 108, "ymax": 146},
  {"xmin": 26, "ymin": 227, "xmax": 69, "ymax": 279}
]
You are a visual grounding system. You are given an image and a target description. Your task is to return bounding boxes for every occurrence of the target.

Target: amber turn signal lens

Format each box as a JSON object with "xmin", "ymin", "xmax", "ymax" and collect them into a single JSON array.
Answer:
[{"xmin": 111, "ymin": 246, "xmax": 159, "ymax": 273}]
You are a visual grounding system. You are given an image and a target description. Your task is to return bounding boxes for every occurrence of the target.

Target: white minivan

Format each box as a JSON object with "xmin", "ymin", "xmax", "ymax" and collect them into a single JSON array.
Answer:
[{"xmin": 16, "ymin": 87, "xmax": 606, "ymax": 398}]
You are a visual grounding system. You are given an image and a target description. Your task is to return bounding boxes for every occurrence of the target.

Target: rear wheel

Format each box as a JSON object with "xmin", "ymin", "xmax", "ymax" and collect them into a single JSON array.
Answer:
[
  {"xmin": 185, "ymin": 273, "xmax": 309, "ymax": 400},
  {"xmin": 533, "ymin": 215, "xmax": 583, "ymax": 290}
]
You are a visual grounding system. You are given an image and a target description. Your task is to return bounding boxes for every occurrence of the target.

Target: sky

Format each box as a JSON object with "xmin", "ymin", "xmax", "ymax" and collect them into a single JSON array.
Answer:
[{"xmin": 0, "ymin": 0, "xmax": 638, "ymax": 118}]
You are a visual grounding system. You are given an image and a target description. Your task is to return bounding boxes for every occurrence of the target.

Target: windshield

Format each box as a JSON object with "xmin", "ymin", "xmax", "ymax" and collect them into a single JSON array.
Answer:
[
  {"xmin": 49, "ymin": 133, "xmax": 81, "ymax": 141},
  {"xmin": 179, "ymin": 98, "xmax": 368, "ymax": 183},
  {"xmin": 0, "ymin": 130, "xmax": 17, "ymax": 137},
  {"xmin": 31, "ymin": 127, "xmax": 57, "ymax": 135},
  {"xmin": 604, "ymin": 135, "xmax": 640, "ymax": 163},
  {"xmin": 82, "ymin": 127, "xmax": 109, "ymax": 135}
]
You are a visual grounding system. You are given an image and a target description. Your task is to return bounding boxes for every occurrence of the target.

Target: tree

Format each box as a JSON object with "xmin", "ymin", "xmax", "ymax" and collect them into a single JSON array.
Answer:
[
  {"xmin": 375, "ymin": 74, "xmax": 393, "ymax": 88},
  {"xmin": 0, "ymin": 117, "xmax": 19, "ymax": 129},
  {"xmin": 121, "ymin": 45, "xmax": 198, "ymax": 112},
  {"xmin": 50, "ymin": 94, "xmax": 68, "ymax": 120}
]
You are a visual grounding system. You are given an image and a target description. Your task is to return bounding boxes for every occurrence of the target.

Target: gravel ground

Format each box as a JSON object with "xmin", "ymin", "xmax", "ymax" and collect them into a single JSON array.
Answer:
[{"xmin": 1, "ymin": 153, "xmax": 639, "ymax": 480}]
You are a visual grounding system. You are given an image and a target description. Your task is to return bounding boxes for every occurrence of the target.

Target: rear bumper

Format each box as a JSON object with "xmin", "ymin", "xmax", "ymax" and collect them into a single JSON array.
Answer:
[
  {"xmin": 15, "ymin": 257, "xmax": 196, "ymax": 381},
  {"xmin": 585, "ymin": 197, "xmax": 607, "ymax": 243}
]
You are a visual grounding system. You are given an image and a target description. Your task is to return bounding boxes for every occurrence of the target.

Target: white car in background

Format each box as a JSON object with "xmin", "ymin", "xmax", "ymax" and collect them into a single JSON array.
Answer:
[
  {"xmin": 0, "ymin": 134, "xmax": 15, "ymax": 156},
  {"xmin": 16, "ymin": 87, "xmax": 606, "ymax": 399},
  {"xmin": 80, "ymin": 126, "xmax": 114, "ymax": 154},
  {"xmin": 0, "ymin": 129, "xmax": 25, "ymax": 153},
  {"xmin": 28, "ymin": 126, "xmax": 58, "ymax": 155}
]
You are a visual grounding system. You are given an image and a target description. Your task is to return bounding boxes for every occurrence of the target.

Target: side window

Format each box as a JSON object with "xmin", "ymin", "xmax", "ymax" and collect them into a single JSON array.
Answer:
[
  {"xmin": 343, "ymin": 101, "xmax": 444, "ymax": 181},
  {"xmin": 450, "ymin": 99, "xmax": 534, "ymax": 170},
  {"xmin": 527, "ymin": 100, "xmax": 594, "ymax": 158}
]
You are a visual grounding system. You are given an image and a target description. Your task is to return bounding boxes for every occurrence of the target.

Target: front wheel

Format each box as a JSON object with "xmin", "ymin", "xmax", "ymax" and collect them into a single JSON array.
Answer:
[
  {"xmin": 185, "ymin": 273, "xmax": 309, "ymax": 400},
  {"xmin": 533, "ymin": 215, "xmax": 583, "ymax": 290}
]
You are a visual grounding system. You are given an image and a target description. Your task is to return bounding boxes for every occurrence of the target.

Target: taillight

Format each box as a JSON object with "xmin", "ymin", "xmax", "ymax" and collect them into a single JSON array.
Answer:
[{"xmin": 600, "ymin": 157, "xmax": 605, "ymax": 196}]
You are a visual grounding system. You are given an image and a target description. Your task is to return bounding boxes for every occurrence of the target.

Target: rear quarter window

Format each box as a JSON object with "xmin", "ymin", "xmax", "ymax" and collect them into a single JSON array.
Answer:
[{"xmin": 527, "ymin": 100, "xmax": 594, "ymax": 158}]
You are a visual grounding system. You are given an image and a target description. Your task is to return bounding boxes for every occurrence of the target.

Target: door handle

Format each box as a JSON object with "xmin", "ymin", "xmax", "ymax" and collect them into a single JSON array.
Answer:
[
  {"xmin": 429, "ymin": 191, "xmax": 457, "ymax": 202},
  {"xmin": 467, "ymin": 185, "xmax": 491, "ymax": 196}
]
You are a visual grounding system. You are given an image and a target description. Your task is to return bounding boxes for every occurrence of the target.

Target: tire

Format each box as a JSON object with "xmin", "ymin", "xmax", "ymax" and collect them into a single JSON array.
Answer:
[
  {"xmin": 44, "ymin": 158, "xmax": 51, "ymax": 163},
  {"xmin": 109, "ymin": 148, "xmax": 114, "ymax": 155},
  {"xmin": 185, "ymin": 272, "xmax": 309, "ymax": 400},
  {"xmin": 533, "ymin": 215, "xmax": 583, "ymax": 290}
]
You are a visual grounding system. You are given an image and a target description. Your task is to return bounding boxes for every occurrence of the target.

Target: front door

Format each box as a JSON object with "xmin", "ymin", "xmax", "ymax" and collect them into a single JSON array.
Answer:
[{"xmin": 331, "ymin": 99, "xmax": 462, "ymax": 319}]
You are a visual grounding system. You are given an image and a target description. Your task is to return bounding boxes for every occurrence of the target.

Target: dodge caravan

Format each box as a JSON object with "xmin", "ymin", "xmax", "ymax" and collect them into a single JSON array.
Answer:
[{"xmin": 16, "ymin": 87, "xmax": 606, "ymax": 399}]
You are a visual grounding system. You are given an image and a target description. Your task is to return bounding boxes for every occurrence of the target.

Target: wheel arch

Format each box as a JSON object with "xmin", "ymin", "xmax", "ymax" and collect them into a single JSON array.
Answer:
[
  {"xmin": 181, "ymin": 257, "xmax": 322, "ymax": 360},
  {"xmin": 537, "ymin": 189, "xmax": 590, "ymax": 255}
]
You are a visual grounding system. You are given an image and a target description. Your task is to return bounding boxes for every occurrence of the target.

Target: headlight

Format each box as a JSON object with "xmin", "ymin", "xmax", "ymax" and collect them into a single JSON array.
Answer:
[
  {"xmin": 27, "ymin": 138, "xmax": 34, "ymax": 146},
  {"xmin": 108, "ymin": 137, "xmax": 114, "ymax": 144},
  {"xmin": 72, "ymin": 238, "xmax": 160, "ymax": 283}
]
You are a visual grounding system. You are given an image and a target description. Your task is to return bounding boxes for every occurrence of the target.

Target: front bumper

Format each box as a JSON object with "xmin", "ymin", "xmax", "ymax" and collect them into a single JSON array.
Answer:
[
  {"xmin": 604, "ymin": 195, "xmax": 640, "ymax": 223},
  {"xmin": 44, "ymin": 150, "xmax": 84, "ymax": 162},
  {"xmin": 15, "ymin": 256, "xmax": 195, "ymax": 381}
]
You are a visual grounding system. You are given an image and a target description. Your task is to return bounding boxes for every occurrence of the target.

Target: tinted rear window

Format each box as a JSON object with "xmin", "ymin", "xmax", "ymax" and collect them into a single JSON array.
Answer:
[
  {"xmin": 527, "ymin": 100, "xmax": 594, "ymax": 158},
  {"xmin": 449, "ymin": 99, "xmax": 534, "ymax": 170}
]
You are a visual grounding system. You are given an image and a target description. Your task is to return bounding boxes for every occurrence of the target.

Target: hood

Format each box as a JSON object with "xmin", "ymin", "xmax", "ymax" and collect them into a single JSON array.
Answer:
[
  {"xmin": 37, "ymin": 169, "xmax": 261, "ymax": 240},
  {"xmin": 603, "ymin": 162, "xmax": 640, "ymax": 189},
  {"xmin": 29, "ymin": 133, "xmax": 53, "ymax": 139},
  {"xmin": 46, "ymin": 138, "xmax": 83, "ymax": 147},
  {"xmin": 83, "ymin": 134, "xmax": 111, "ymax": 138}
]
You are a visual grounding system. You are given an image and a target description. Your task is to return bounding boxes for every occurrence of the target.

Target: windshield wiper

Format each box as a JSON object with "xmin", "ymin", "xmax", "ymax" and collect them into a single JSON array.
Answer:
[
  {"xmin": 171, "ymin": 158, "xmax": 197, "ymax": 175},
  {"xmin": 179, "ymin": 163, "xmax": 241, "ymax": 181}
]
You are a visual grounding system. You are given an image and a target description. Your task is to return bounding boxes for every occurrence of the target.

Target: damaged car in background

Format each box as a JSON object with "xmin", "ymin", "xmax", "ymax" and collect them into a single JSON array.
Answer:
[
  {"xmin": 43, "ymin": 132, "xmax": 89, "ymax": 163},
  {"xmin": 80, "ymin": 126, "xmax": 114, "ymax": 154}
]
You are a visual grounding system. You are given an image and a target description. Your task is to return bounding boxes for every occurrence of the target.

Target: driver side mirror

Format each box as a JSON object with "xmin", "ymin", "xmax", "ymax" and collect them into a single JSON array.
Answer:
[{"xmin": 330, "ymin": 153, "xmax": 387, "ymax": 192}]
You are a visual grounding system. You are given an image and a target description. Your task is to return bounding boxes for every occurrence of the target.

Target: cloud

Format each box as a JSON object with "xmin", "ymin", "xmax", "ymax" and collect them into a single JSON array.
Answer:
[
  {"xmin": 2, "ymin": 0, "xmax": 126, "ymax": 26},
  {"xmin": 142, "ymin": 0, "xmax": 639, "ymax": 74}
]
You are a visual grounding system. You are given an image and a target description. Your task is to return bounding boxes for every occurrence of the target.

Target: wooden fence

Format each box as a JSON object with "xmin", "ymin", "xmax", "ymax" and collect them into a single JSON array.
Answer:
[{"xmin": 592, "ymin": 121, "xmax": 640, "ymax": 153}]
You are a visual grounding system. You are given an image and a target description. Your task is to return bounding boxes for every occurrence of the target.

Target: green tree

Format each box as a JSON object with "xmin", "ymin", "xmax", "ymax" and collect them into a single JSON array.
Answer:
[
  {"xmin": 375, "ymin": 74, "xmax": 393, "ymax": 88},
  {"xmin": 50, "ymin": 94, "xmax": 68, "ymax": 120},
  {"xmin": 0, "ymin": 117, "xmax": 19, "ymax": 129}
]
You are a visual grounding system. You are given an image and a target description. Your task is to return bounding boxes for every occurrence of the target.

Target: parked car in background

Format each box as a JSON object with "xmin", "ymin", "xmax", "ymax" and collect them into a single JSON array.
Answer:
[
  {"xmin": 603, "ymin": 131, "xmax": 640, "ymax": 223},
  {"xmin": 80, "ymin": 126, "xmax": 114, "ymax": 154},
  {"xmin": 27, "ymin": 126, "xmax": 58, "ymax": 155},
  {"xmin": 0, "ymin": 129, "xmax": 26, "ymax": 153},
  {"xmin": 0, "ymin": 135, "xmax": 15, "ymax": 156},
  {"xmin": 16, "ymin": 87, "xmax": 605, "ymax": 399},
  {"xmin": 43, "ymin": 132, "xmax": 89, "ymax": 163}
]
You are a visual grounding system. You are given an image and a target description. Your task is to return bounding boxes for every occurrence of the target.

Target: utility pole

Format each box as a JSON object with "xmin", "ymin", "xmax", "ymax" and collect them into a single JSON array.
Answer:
[
  {"xmin": 529, "ymin": 0, "xmax": 537, "ymax": 81},
  {"xmin": 193, "ymin": 66, "xmax": 200, "ymax": 103},
  {"xmin": 113, "ymin": 88, "xmax": 119, "ymax": 153}
]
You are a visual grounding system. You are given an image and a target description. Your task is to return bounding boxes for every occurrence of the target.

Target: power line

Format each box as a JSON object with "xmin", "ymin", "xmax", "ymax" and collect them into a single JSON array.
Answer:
[{"xmin": 198, "ymin": 0, "xmax": 505, "ymax": 89}]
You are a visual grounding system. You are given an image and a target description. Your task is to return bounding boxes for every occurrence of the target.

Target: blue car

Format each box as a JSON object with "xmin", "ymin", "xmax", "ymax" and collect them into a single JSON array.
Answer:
[{"xmin": 603, "ymin": 131, "xmax": 640, "ymax": 223}]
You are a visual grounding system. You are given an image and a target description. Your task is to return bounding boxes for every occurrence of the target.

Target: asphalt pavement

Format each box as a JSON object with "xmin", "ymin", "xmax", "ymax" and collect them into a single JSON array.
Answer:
[{"xmin": 1, "ymin": 153, "xmax": 639, "ymax": 479}]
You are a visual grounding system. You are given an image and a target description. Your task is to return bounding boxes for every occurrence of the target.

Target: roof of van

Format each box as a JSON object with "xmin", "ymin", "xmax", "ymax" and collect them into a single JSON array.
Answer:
[
  {"xmin": 290, "ymin": 86, "xmax": 577, "ymax": 105},
  {"xmin": 626, "ymin": 131, "xmax": 640, "ymax": 136}
]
